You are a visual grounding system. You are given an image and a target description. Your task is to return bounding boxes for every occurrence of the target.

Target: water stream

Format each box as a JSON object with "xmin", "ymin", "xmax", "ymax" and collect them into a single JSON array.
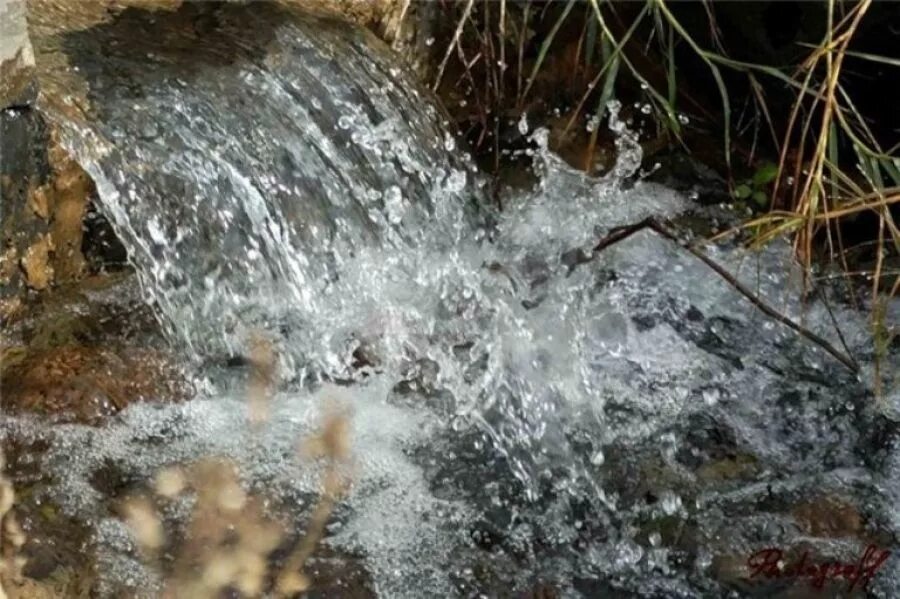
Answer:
[{"xmin": 8, "ymin": 2, "xmax": 900, "ymax": 597}]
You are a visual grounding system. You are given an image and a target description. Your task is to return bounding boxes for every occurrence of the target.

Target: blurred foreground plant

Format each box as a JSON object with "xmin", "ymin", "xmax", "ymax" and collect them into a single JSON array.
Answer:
[
  {"xmin": 0, "ymin": 452, "xmax": 26, "ymax": 599},
  {"xmin": 123, "ymin": 335, "xmax": 352, "ymax": 597}
]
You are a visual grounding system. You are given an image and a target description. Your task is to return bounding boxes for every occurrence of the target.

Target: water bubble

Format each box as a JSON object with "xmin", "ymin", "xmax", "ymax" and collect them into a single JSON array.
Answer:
[
  {"xmin": 613, "ymin": 539, "xmax": 644, "ymax": 569},
  {"xmin": 384, "ymin": 185, "xmax": 405, "ymax": 224},
  {"xmin": 702, "ymin": 388, "xmax": 720, "ymax": 406},
  {"xmin": 443, "ymin": 133, "xmax": 456, "ymax": 152},
  {"xmin": 660, "ymin": 492, "xmax": 682, "ymax": 516},
  {"xmin": 695, "ymin": 550, "xmax": 713, "ymax": 571}
]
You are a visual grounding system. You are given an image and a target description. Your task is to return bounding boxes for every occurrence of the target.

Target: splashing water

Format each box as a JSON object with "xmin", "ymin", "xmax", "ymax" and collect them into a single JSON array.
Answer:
[{"xmin": 11, "ymin": 2, "xmax": 900, "ymax": 597}]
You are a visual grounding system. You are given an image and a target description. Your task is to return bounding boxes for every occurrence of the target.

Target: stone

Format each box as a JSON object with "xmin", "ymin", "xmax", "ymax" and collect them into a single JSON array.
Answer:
[
  {"xmin": 20, "ymin": 234, "xmax": 53, "ymax": 291},
  {"xmin": 791, "ymin": 496, "xmax": 863, "ymax": 539},
  {"xmin": 0, "ymin": 0, "xmax": 36, "ymax": 107},
  {"xmin": 0, "ymin": 344, "xmax": 190, "ymax": 424}
]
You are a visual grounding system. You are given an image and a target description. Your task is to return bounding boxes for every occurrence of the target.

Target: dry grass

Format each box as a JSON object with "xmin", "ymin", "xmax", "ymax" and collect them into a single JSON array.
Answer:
[{"xmin": 726, "ymin": 0, "xmax": 898, "ymax": 395}]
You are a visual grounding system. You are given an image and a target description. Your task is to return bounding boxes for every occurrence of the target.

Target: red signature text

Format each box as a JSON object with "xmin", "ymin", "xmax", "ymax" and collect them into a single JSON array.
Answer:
[{"xmin": 747, "ymin": 545, "xmax": 890, "ymax": 592}]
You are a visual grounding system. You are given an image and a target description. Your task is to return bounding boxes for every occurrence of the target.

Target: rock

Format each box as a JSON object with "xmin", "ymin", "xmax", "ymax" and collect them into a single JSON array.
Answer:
[
  {"xmin": 694, "ymin": 453, "xmax": 760, "ymax": 484},
  {"xmin": 2, "ymin": 270, "xmax": 189, "ymax": 424},
  {"xmin": 791, "ymin": 496, "xmax": 862, "ymax": 539},
  {"xmin": 1, "ymin": 344, "xmax": 190, "ymax": 424},
  {"xmin": 45, "ymin": 133, "xmax": 90, "ymax": 282},
  {"xmin": 288, "ymin": 0, "xmax": 405, "ymax": 33},
  {"xmin": 20, "ymin": 234, "xmax": 53, "ymax": 291},
  {"xmin": 1, "ymin": 107, "xmax": 95, "ymax": 312},
  {"xmin": 2, "ymin": 569, "xmax": 93, "ymax": 599},
  {"xmin": 0, "ymin": 0, "xmax": 36, "ymax": 107},
  {"xmin": 2, "ymin": 0, "xmax": 122, "ymax": 318}
]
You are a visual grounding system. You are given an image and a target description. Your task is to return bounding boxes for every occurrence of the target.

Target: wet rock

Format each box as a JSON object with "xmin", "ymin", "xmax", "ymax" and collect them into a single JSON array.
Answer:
[
  {"xmin": 290, "ymin": 0, "xmax": 406, "ymax": 36},
  {"xmin": 20, "ymin": 233, "xmax": 54, "ymax": 291},
  {"xmin": 1, "ymin": 344, "xmax": 189, "ymax": 424},
  {"xmin": 1, "ymin": 441, "xmax": 97, "ymax": 596},
  {"xmin": 694, "ymin": 454, "xmax": 760, "ymax": 484},
  {"xmin": 302, "ymin": 546, "xmax": 376, "ymax": 599},
  {"xmin": 2, "ymin": 0, "xmax": 127, "ymax": 321},
  {"xmin": 1, "ymin": 108, "xmax": 53, "ymax": 311},
  {"xmin": 0, "ymin": 0, "xmax": 35, "ymax": 107},
  {"xmin": 2, "ymin": 569, "xmax": 93, "ymax": 599},
  {"xmin": 791, "ymin": 496, "xmax": 862, "ymax": 539},
  {"xmin": 524, "ymin": 582, "xmax": 560, "ymax": 599},
  {"xmin": 1, "ymin": 273, "xmax": 190, "ymax": 425},
  {"xmin": 45, "ymin": 136, "xmax": 91, "ymax": 282},
  {"xmin": 1, "ymin": 110, "xmax": 97, "ymax": 313}
]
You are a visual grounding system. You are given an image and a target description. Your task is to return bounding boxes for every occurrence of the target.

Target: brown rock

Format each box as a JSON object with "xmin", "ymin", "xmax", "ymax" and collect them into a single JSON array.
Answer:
[
  {"xmin": 20, "ymin": 234, "xmax": 54, "ymax": 291},
  {"xmin": 792, "ymin": 496, "xmax": 862, "ymax": 538},
  {"xmin": 0, "ymin": 245, "xmax": 18, "ymax": 285},
  {"xmin": 695, "ymin": 453, "xmax": 759, "ymax": 483},
  {"xmin": 27, "ymin": 184, "xmax": 51, "ymax": 220},
  {"xmin": 47, "ymin": 150, "xmax": 89, "ymax": 283},
  {"xmin": 1, "ymin": 345, "xmax": 191, "ymax": 424},
  {"xmin": 2, "ymin": 567, "xmax": 93, "ymax": 599},
  {"xmin": 0, "ymin": 296, "xmax": 24, "ymax": 322}
]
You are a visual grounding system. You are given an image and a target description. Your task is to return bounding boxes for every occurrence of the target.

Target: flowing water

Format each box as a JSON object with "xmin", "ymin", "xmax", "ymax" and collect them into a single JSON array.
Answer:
[{"xmin": 7, "ymin": 2, "xmax": 900, "ymax": 597}]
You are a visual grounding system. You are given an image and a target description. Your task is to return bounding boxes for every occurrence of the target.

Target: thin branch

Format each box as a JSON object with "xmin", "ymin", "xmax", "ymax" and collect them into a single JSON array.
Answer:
[{"xmin": 590, "ymin": 218, "xmax": 860, "ymax": 374}]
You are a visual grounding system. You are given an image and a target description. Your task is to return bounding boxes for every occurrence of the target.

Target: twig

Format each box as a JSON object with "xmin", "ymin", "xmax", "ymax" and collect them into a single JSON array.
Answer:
[
  {"xmin": 433, "ymin": 0, "xmax": 475, "ymax": 92},
  {"xmin": 590, "ymin": 218, "xmax": 860, "ymax": 374},
  {"xmin": 815, "ymin": 285, "xmax": 856, "ymax": 370}
]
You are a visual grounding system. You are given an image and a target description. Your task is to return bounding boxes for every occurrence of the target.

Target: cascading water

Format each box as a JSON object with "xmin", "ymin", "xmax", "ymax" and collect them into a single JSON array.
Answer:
[
  {"xmin": 29, "ymin": 1, "xmax": 489, "ymax": 378},
  {"xmin": 10, "ymin": 2, "xmax": 899, "ymax": 597}
]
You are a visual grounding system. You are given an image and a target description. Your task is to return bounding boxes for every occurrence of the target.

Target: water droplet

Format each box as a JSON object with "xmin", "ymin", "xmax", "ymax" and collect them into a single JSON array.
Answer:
[
  {"xmin": 518, "ymin": 113, "xmax": 529, "ymax": 136},
  {"xmin": 702, "ymin": 388, "xmax": 720, "ymax": 406},
  {"xmin": 660, "ymin": 492, "xmax": 682, "ymax": 516},
  {"xmin": 443, "ymin": 133, "xmax": 456, "ymax": 152},
  {"xmin": 384, "ymin": 185, "xmax": 405, "ymax": 224}
]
